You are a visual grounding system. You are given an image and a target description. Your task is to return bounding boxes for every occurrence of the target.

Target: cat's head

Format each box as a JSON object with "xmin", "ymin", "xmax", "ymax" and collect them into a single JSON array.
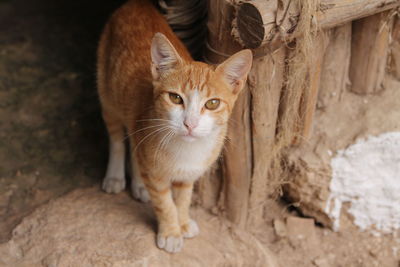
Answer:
[{"xmin": 150, "ymin": 33, "xmax": 252, "ymax": 142}]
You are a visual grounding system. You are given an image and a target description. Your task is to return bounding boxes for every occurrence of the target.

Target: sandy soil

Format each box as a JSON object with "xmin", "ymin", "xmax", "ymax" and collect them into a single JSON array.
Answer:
[
  {"xmin": 0, "ymin": 0, "xmax": 399, "ymax": 266},
  {"xmin": 0, "ymin": 187, "xmax": 278, "ymax": 267}
]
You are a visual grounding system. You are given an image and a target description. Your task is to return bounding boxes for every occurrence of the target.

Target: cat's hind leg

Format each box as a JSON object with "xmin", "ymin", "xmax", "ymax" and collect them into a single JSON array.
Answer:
[
  {"xmin": 102, "ymin": 110, "xmax": 126, "ymax": 194},
  {"xmin": 129, "ymin": 138, "xmax": 150, "ymax": 203}
]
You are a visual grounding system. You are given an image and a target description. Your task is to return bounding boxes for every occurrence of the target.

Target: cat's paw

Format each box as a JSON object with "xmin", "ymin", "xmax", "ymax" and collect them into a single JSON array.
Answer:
[
  {"xmin": 102, "ymin": 177, "xmax": 126, "ymax": 194},
  {"xmin": 156, "ymin": 233, "xmax": 183, "ymax": 253},
  {"xmin": 181, "ymin": 219, "xmax": 199, "ymax": 238},
  {"xmin": 131, "ymin": 182, "xmax": 150, "ymax": 203}
]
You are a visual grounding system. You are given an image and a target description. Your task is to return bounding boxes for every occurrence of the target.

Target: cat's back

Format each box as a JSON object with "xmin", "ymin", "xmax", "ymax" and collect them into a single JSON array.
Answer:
[{"xmin": 97, "ymin": 0, "xmax": 191, "ymax": 121}]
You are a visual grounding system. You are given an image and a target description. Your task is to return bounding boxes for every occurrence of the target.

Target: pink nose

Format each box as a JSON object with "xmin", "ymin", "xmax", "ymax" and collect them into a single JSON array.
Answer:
[{"xmin": 183, "ymin": 118, "xmax": 198, "ymax": 131}]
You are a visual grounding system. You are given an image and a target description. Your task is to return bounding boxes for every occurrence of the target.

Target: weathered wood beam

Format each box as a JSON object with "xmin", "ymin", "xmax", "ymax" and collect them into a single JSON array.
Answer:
[
  {"xmin": 234, "ymin": 0, "xmax": 400, "ymax": 49},
  {"xmin": 197, "ymin": 164, "xmax": 222, "ymax": 210},
  {"xmin": 205, "ymin": 0, "xmax": 252, "ymax": 228},
  {"xmin": 247, "ymin": 47, "xmax": 286, "ymax": 227},
  {"xmin": 317, "ymin": 23, "xmax": 352, "ymax": 108},
  {"xmin": 349, "ymin": 11, "xmax": 393, "ymax": 94},
  {"xmin": 390, "ymin": 17, "xmax": 400, "ymax": 79},
  {"xmin": 298, "ymin": 33, "xmax": 329, "ymax": 140}
]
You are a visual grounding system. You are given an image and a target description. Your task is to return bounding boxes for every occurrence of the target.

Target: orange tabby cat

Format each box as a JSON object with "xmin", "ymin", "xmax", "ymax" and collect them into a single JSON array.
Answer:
[{"xmin": 97, "ymin": 0, "xmax": 252, "ymax": 253}]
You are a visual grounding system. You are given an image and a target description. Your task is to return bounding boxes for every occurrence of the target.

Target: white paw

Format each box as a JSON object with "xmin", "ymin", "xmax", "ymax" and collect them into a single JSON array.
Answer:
[
  {"xmin": 157, "ymin": 234, "xmax": 183, "ymax": 253},
  {"xmin": 102, "ymin": 177, "xmax": 125, "ymax": 194},
  {"xmin": 131, "ymin": 182, "xmax": 150, "ymax": 203},
  {"xmin": 182, "ymin": 219, "xmax": 199, "ymax": 239}
]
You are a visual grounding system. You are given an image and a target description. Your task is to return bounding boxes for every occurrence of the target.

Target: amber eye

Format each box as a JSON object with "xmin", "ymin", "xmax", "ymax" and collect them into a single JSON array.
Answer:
[
  {"xmin": 205, "ymin": 99, "xmax": 220, "ymax": 110},
  {"xmin": 169, "ymin": 93, "xmax": 183, "ymax": 105}
]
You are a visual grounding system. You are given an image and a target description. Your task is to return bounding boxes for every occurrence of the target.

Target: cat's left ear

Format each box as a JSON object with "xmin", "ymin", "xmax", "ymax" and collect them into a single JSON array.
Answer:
[
  {"xmin": 151, "ymin": 33, "xmax": 182, "ymax": 80},
  {"xmin": 215, "ymin": 49, "xmax": 253, "ymax": 94}
]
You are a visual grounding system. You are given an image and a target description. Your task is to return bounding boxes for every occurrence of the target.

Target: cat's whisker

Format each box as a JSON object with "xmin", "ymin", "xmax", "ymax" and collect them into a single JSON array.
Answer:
[
  {"xmin": 124, "ymin": 123, "xmax": 169, "ymax": 140},
  {"xmin": 162, "ymin": 131, "xmax": 174, "ymax": 151},
  {"xmin": 134, "ymin": 126, "xmax": 170, "ymax": 152},
  {"xmin": 153, "ymin": 129, "xmax": 173, "ymax": 165},
  {"xmin": 162, "ymin": 131, "xmax": 175, "ymax": 155},
  {"xmin": 136, "ymin": 118, "xmax": 175, "ymax": 124},
  {"xmin": 136, "ymin": 118, "xmax": 180, "ymax": 130}
]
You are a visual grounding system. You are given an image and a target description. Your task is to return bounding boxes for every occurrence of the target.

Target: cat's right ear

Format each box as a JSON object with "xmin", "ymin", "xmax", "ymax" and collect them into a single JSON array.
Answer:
[
  {"xmin": 215, "ymin": 49, "xmax": 253, "ymax": 95},
  {"xmin": 151, "ymin": 33, "xmax": 182, "ymax": 80}
]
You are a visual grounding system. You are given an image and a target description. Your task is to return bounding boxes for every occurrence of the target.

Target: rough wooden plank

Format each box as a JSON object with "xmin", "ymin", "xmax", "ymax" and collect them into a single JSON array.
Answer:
[
  {"xmin": 390, "ymin": 17, "xmax": 400, "ymax": 79},
  {"xmin": 222, "ymin": 89, "xmax": 252, "ymax": 227},
  {"xmin": 317, "ymin": 0, "xmax": 398, "ymax": 29},
  {"xmin": 247, "ymin": 47, "xmax": 286, "ymax": 227},
  {"xmin": 196, "ymin": 163, "xmax": 222, "ymax": 210},
  {"xmin": 233, "ymin": 0, "xmax": 400, "ymax": 49},
  {"xmin": 205, "ymin": 0, "xmax": 252, "ymax": 227},
  {"xmin": 318, "ymin": 23, "xmax": 352, "ymax": 108},
  {"xmin": 349, "ymin": 11, "xmax": 393, "ymax": 94},
  {"xmin": 299, "ymin": 32, "xmax": 329, "ymax": 140}
]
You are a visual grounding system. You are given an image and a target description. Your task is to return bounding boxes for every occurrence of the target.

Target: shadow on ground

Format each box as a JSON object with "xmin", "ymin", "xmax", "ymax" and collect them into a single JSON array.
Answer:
[{"xmin": 0, "ymin": 0, "xmax": 124, "ymax": 242}]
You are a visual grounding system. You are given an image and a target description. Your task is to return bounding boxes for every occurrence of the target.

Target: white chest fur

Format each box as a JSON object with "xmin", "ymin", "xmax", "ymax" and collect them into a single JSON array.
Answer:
[{"xmin": 167, "ymin": 132, "xmax": 219, "ymax": 181}]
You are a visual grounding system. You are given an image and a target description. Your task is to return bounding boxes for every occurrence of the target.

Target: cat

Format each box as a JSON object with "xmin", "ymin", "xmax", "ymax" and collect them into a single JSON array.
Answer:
[{"xmin": 97, "ymin": 0, "xmax": 252, "ymax": 253}]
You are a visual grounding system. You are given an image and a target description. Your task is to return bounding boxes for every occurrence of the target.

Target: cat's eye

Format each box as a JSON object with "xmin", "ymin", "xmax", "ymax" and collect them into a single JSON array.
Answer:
[
  {"xmin": 169, "ymin": 93, "xmax": 183, "ymax": 105},
  {"xmin": 205, "ymin": 99, "xmax": 220, "ymax": 110}
]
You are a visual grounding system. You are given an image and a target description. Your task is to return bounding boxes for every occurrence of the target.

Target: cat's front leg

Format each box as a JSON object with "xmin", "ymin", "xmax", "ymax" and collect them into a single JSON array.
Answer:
[
  {"xmin": 143, "ymin": 176, "xmax": 183, "ymax": 253},
  {"xmin": 172, "ymin": 181, "xmax": 199, "ymax": 239}
]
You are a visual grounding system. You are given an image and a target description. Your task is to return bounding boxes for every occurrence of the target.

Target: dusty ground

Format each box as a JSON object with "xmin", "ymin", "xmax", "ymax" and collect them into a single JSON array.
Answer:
[
  {"xmin": 0, "ymin": 187, "xmax": 279, "ymax": 267},
  {"xmin": 0, "ymin": 0, "xmax": 399, "ymax": 266}
]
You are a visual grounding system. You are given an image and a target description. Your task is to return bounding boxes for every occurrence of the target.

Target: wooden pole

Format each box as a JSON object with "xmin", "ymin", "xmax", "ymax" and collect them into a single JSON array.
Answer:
[
  {"xmin": 247, "ymin": 47, "xmax": 286, "ymax": 227},
  {"xmin": 349, "ymin": 11, "xmax": 393, "ymax": 94},
  {"xmin": 233, "ymin": 0, "xmax": 400, "ymax": 49},
  {"xmin": 197, "ymin": 164, "xmax": 222, "ymax": 210},
  {"xmin": 318, "ymin": 23, "xmax": 352, "ymax": 108},
  {"xmin": 390, "ymin": 16, "xmax": 400, "ymax": 79},
  {"xmin": 298, "ymin": 33, "xmax": 329, "ymax": 140},
  {"xmin": 204, "ymin": 0, "xmax": 252, "ymax": 228},
  {"xmin": 234, "ymin": 0, "xmax": 278, "ymax": 49}
]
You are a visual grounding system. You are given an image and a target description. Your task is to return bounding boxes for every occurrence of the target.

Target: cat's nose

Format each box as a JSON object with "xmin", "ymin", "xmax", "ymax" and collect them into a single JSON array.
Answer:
[{"xmin": 183, "ymin": 119, "xmax": 198, "ymax": 131}]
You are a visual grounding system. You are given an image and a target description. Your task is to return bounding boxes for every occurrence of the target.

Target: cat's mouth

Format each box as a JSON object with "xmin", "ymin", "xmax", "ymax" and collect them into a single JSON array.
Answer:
[
  {"xmin": 180, "ymin": 131, "xmax": 198, "ymax": 142},
  {"xmin": 181, "ymin": 135, "xmax": 197, "ymax": 142}
]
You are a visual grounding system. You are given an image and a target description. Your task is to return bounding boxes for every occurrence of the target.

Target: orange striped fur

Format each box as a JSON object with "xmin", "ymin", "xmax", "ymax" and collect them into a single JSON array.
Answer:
[{"xmin": 97, "ymin": 0, "xmax": 252, "ymax": 253}]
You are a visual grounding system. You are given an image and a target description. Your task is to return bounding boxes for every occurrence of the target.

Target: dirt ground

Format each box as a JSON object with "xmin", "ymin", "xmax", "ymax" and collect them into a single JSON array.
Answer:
[
  {"xmin": 0, "ymin": 0, "xmax": 399, "ymax": 266},
  {"xmin": 0, "ymin": 0, "xmax": 124, "ymax": 242}
]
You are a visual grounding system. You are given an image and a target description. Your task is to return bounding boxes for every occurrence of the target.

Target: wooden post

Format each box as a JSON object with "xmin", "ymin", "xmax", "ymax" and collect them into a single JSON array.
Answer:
[
  {"xmin": 234, "ymin": 0, "xmax": 278, "ymax": 48},
  {"xmin": 318, "ymin": 23, "xmax": 352, "ymax": 108},
  {"xmin": 247, "ymin": 47, "xmax": 286, "ymax": 227},
  {"xmin": 233, "ymin": 0, "xmax": 400, "ymax": 49},
  {"xmin": 196, "ymin": 164, "xmax": 222, "ymax": 210},
  {"xmin": 298, "ymin": 33, "xmax": 329, "ymax": 140},
  {"xmin": 390, "ymin": 16, "xmax": 400, "ymax": 79},
  {"xmin": 349, "ymin": 11, "xmax": 393, "ymax": 94},
  {"xmin": 204, "ymin": 0, "xmax": 252, "ymax": 227}
]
